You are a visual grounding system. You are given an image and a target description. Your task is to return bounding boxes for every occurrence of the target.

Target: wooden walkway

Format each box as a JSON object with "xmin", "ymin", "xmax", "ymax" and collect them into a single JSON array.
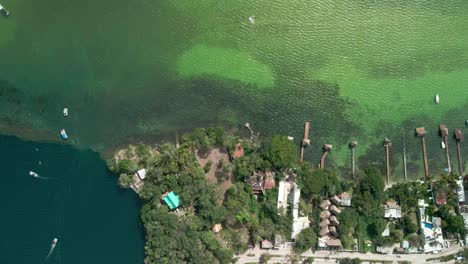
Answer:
[
  {"xmin": 384, "ymin": 138, "xmax": 392, "ymax": 185},
  {"xmin": 300, "ymin": 122, "xmax": 310, "ymax": 163},
  {"xmin": 320, "ymin": 144, "xmax": 332, "ymax": 168},
  {"xmin": 350, "ymin": 141, "xmax": 358, "ymax": 178},
  {"xmin": 439, "ymin": 125, "xmax": 451, "ymax": 173},
  {"xmin": 416, "ymin": 127, "xmax": 429, "ymax": 179},
  {"xmin": 454, "ymin": 129, "xmax": 464, "ymax": 175}
]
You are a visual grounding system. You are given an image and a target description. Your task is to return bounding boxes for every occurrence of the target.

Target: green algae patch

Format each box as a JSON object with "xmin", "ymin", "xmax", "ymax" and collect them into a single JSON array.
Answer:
[{"xmin": 177, "ymin": 45, "xmax": 275, "ymax": 88}]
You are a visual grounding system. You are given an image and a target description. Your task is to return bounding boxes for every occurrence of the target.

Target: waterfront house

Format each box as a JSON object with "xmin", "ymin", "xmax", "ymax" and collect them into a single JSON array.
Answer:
[
  {"xmin": 162, "ymin": 191, "xmax": 181, "ymax": 210},
  {"xmin": 326, "ymin": 239, "xmax": 342, "ymax": 249},
  {"xmin": 261, "ymin": 239, "xmax": 274, "ymax": 249},
  {"xmin": 136, "ymin": 168, "xmax": 147, "ymax": 180},
  {"xmin": 319, "ymin": 226, "xmax": 330, "ymax": 237},
  {"xmin": 330, "ymin": 215, "xmax": 340, "ymax": 226},
  {"xmin": 130, "ymin": 168, "xmax": 147, "ymax": 193},
  {"xmin": 436, "ymin": 192, "xmax": 447, "ymax": 205},
  {"xmin": 319, "ymin": 219, "xmax": 330, "ymax": 227},
  {"xmin": 384, "ymin": 199, "xmax": 402, "ymax": 219},
  {"xmin": 232, "ymin": 143, "xmax": 244, "ymax": 159},
  {"xmin": 332, "ymin": 195, "xmax": 341, "ymax": 205},
  {"xmin": 320, "ymin": 200, "xmax": 331, "ymax": 210},
  {"xmin": 251, "ymin": 171, "xmax": 276, "ymax": 195},
  {"xmin": 329, "ymin": 205, "xmax": 341, "ymax": 215},
  {"xmin": 340, "ymin": 192, "xmax": 351, "ymax": 207},
  {"xmin": 212, "ymin": 223, "xmax": 223, "ymax": 233},
  {"xmin": 320, "ymin": 210, "xmax": 331, "ymax": 220}
]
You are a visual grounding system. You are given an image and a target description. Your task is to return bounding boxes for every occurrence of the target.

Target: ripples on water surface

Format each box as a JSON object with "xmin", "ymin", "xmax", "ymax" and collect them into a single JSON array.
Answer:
[{"xmin": 0, "ymin": 0, "xmax": 466, "ymax": 178}]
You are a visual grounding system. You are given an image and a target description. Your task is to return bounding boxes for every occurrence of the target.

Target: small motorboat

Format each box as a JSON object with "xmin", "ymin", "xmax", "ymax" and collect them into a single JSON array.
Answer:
[
  {"xmin": 435, "ymin": 94, "xmax": 440, "ymax": 103},
  {"xmin": 60, "ymin": 129, "xmax": 68, "ymax": 140},
  {"xmin": 0, "ymin": 3, "xmax": 9, "ymax": 17},
  {"xmin": 441, "ymin": 141, "xmax": 445, "ymax": 149},
  {"xmin": 29, "ymin": 171, "xmax": 39, "ymax": 177},
  {"xmin": 63, "ymin": 108, "xmax": 69, "ymax": 117},
  {"xmin": 249, "ymin": 16, "xmax": 255, "ymax": 24},
  {"xmin": 44, "ymin": 238, "xmax": 58, "ymax": 259}
]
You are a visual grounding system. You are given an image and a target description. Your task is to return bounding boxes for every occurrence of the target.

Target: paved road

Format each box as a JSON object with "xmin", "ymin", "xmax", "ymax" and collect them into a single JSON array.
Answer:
[{"xmin": 235, "ymin": 244, "xmax": 463, "ymax": 264}]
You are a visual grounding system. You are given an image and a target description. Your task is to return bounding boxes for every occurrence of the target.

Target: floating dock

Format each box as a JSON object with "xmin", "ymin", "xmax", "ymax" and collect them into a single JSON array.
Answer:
[
  {"xmin": 384, "ymin": 138, "xmax": 392, "ymax": 185},
  {"xmin": 320, "ymin": 144, "xmax": 332, "ymax": 169},
  {"xmin": 350, "ymin": 141, "xmax": 358, "ymax": 178},
  {"xmin": 416, "ymin": 127, "xmax": 429, "ymax": 180},
  {"xmin": 439, "ymin": 125, "xmax": 451, "ymax": 174},
  {"xmin": 300, "ymin": 122, "xmax": 310, "ymax": 163},
  {"xmin": 454, "ymin": 129, "xmax": 464, "ymax": 176}
]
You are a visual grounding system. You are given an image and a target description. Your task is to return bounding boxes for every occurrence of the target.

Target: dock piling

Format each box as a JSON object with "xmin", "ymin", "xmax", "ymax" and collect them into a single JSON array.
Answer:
[
  {"xmin": 439, "ymin": 125, "xmax": 451, "ymax": 174},
  {"xmin": 350, "ymin": 141, "xmax": 358, "ymax": 178},
  {"xmin": 416, "ymin": 127, "xmax": 429, "ymax": 180},
  {"xmin": 384, "ymin": 138, "xmax": 392, "ymax": 185},
  {"xmin": 402, "ymin": 136, "xmax": 407, "ymax": 182},
  {"xmin": 320, "ymin": 144, "xmax": 332, "ymax": 169},
  {"xmin": 300, "ymin": 122, "xmax": 310, "ymax": 163},
  {"xmin": 454, "ymin": 129, "xmax": 464, "ymax": 175}
]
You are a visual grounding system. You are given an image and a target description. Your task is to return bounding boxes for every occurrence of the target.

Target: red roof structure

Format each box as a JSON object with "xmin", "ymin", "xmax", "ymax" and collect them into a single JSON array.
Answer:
[{"xmin": 233, "ymin": 143, "xmax": 244, "ymax": 159}]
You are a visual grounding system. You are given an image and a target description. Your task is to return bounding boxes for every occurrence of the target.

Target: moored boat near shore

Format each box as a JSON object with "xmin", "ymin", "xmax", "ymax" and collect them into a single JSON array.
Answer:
[
  {"xmin": 60, "ymin": 129, "xmax": 68, "ymax": 140},
  {"xmin": 0, "ymin": 3, "xmax": 9, "ymax": 17}
]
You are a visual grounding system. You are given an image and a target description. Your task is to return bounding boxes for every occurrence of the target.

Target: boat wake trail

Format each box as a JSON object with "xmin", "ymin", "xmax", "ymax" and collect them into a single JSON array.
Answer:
[
  {"xmin": 29, "ymin": 171, "xmax": 49, "ymax": 180},
  {"xmin": 41, "ymin": 238, "xmax": 58, "ymax": 264}
]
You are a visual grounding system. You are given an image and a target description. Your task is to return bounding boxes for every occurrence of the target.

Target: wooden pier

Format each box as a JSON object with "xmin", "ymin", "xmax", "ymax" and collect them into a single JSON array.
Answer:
[
  {"xmin": 402, "ymin": 137, "xmax": 408, "ymax": 182},
  {"xmin": 384, "ymin": 138, "xmax": 392, "ymax": 185},
  {"xmin": 300, "ymin": 122, "xmax": 310, "ymax": 163},
  {"xmin": 350, "ymin": 141, "xmax": 358, "ymax": 178},
  {"xmin": 454, "ymin": 129, "xmax": 464, "ymax": 176},
  {"xmin": 439, "ymin": 125, "xmax": 451, "ymax": 174},
  {"xmin": 416, "ymin": 127, "xmax": 429, "ymax": 180},
  {"xmin": 320, "ymin": 144, "xmax": 332, "ymax": 169}
]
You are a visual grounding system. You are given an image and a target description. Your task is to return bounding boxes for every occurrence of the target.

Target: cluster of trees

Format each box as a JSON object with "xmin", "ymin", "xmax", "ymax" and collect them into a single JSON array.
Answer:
[
  {"xmin": 233, "ymin": 135, "xmax": 297, "ymax": 182},
  {"xmin": 298, "ymin": 164, "xmax": 342, "ymax": 199},
  {"xmin": 108, "ymin": 129, "xmax": 299, "ymax": 263}
]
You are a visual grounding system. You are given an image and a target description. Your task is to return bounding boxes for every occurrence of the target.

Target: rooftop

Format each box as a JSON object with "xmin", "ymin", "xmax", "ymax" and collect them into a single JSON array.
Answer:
[
  {"xmin": 320, "ymin": 210, "xmax": 331, "ymax": 220},
  {"xmin": 136, "ymin": 168, "xmax": 147, "ymax": 180},
  {"xmin": 162, "ymin": 191, "xmax": 181, "ymax": 210},
  {"xmin": 326, "ymin": 239, "xmax": 342, "ymax": 247},
  {"xmin": 232, "ymin": 143, "xmax": 245, "ymax": 158},
  {"xmin": 320, "ymin": 200, "xmax": 331, "ymax": 210}
]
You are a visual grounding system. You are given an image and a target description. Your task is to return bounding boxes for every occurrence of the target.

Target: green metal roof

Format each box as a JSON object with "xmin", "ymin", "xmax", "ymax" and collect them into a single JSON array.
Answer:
[{"xmin": 163, "ymin": 191, "xmax": 180, "ymax": 209}]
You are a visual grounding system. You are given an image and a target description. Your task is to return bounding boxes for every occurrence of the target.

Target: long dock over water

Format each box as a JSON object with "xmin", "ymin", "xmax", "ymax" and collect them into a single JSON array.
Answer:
[
  {"xmin": 300, "ymin": 122, "xmax": 310, "ymax": 163},
  {"xmin": 416, "ymin": 127, "xmax": 429, "ymax": 180},
  {"xmin": 384, "ymin": 138, "xmax": 392, "ymax": 185},
  {"xmin": 454, "ymin": 129, "xmax": 464, "ymax": 175},
  {"xmin": 439, "ymin": 125, "xmax": 451, "ymax": 174}
]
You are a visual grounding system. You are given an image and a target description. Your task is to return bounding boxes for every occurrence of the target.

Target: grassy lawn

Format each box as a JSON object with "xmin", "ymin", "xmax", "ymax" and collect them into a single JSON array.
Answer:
[{"xmin": 358, "ymin": 217, "xmax": 372, "ymax": 253}]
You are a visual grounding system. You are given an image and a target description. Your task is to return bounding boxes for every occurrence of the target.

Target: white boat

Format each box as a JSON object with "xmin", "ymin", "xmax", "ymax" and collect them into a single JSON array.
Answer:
[
  {"xmin": 63, "ymin": 108, "xmax": 68, "ymax": 117},
  {"xmin": 29, "ymin": 171, "xmax": 39, "ymax": 177},
  {"xmin": 441, "ymin": 141, "xmax": 445, "ymax": 149},
  {"xmin": 249, "ymin": 16, "xmax": 255, "ymax": 24},
  {"xmin": 60, "ymin": 129, "xmax": 68, "ymax": 140},
  {"xmin": 435, "ymin": 94, "xmax": 440, "ymax": 103},
  {"xmin": 44, "ymin": 238, "xmax": 58, "ymax": 259},
  {"xmin": 0, "ymin": 3, "xmax": 9, "ymax": 17}
]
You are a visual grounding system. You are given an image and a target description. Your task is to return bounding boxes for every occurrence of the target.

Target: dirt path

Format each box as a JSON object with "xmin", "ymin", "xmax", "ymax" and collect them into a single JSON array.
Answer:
[{"xmin": 197, "ymin": 148, "xmax": 233, "ymax": 203}]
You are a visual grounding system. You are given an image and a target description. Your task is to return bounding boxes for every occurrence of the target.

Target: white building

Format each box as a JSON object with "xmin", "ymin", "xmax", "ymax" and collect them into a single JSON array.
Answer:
[{"xmin": 290, "ymin": 183, "xmax": 309, "ymax": 240}]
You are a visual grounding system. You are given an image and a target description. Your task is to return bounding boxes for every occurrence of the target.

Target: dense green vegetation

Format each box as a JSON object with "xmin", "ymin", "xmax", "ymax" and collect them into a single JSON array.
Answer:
[
  {"xmin": 108, "ymin": 127, "xmax": 468, "ymax": 261},
  {"xmin": 108, "ymin": 128, "xmax": 298, "ymax": 263},
  {"xmin": 294, "ymin": 227, "xmax": 317, "ymax": 253}
]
